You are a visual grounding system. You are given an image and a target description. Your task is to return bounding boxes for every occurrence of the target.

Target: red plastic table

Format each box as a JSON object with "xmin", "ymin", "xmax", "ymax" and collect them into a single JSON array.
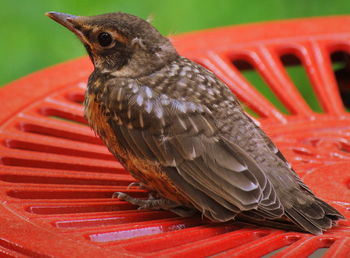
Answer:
[{"xmin": 0, "ymin": 16, "xmax": 350, "ymax": 257}]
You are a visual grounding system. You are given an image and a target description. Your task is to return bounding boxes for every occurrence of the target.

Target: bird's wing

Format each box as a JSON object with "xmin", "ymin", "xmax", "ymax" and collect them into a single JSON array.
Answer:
[
  {"xmin": 105, "ymin": 84, "xmax": 284, "ymax": 221},
  {"xmin": 245, "ymin": 115, "xmax": 315, "ymax": 195}
]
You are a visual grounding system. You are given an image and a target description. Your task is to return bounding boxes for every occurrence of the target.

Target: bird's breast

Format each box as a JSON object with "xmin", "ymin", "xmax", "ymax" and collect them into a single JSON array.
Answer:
[{"xmin": 84, "ymin": 92, "xmax": 191, "ymax": 206}]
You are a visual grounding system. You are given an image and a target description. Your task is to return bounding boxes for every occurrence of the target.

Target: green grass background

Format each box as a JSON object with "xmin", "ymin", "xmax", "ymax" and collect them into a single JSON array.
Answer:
[{"xmin": 1, "ymin": 0, "xmax": 350, "ymax": 112}]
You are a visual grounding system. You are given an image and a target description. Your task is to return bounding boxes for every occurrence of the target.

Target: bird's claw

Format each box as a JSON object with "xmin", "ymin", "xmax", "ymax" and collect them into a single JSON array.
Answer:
[
  {"xmin": 112, "ymin": 191, "xmax": 126, "ymax": 200},
  {"xmin": 112, "ymin": 191, "xmax": 149, "ymax": 208},
  {"xmin": 127, "ymin": 182, "xmax": 143, "ymax": 190},
  {"xmin": 112, "ymin": 191, "xmax": 188, "ymax": 212}
]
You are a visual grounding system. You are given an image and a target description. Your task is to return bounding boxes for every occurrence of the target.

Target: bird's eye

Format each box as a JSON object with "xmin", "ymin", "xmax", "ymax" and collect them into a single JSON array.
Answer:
[{"xmin": 98, "ymin": 32, "xmax": 113, "ymax": 47}]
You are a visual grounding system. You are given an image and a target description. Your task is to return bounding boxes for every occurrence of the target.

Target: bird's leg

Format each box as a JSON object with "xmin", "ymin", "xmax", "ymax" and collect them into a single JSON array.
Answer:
[{"xmin": 113, "ymin": 192, "xmax": 197, "ymax": 217}]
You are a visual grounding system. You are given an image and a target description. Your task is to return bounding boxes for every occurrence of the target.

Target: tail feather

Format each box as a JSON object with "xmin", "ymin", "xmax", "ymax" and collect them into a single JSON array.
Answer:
[
  {"xmin": 239, "ymin": 194, "xmax": 344, "ymax": 235},
  {"xmin": 284, "ymin": 195, "xmax": 344, "ymax": 235},
  {"xmin": 315, "ymin": 198, "xmax": 345, "ymax": 220},
  {"xmin": 237, "ymin": 213, "xmax": 301, "ymax": 232},
  {"xmin": 285, "ymin": 207, "xmax": 328, "ymax": 235},
  {"xmin": 299, "ymin": 200, "xmax": 325, "ymax": 220}
]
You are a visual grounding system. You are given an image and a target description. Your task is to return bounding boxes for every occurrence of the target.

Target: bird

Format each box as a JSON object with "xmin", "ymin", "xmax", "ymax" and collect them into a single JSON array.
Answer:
[{"xmin": 46, "ymin": 11, "xmax": 344, "ymax": 235}]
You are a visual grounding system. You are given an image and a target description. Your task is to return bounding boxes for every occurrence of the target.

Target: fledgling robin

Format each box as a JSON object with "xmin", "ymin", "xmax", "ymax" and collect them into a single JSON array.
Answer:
[{"xmin": 47, "ymin": 11, "xmax": 344, "ymax": 234}]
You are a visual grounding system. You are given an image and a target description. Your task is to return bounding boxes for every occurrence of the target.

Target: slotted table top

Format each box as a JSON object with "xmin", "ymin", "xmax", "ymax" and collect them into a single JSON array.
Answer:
[{"xmin": 0, "ymin": 16, "xmax": 350, "ymax": 257}]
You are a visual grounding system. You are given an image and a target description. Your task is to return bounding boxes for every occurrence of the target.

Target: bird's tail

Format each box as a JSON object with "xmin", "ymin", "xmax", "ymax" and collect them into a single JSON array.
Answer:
[
  {"xmin": 283, "ymin": 193, "xmax": 344, "ymax": 235},
  {"xmin": 237, "ymin": 213, "xmax": 302, "ymax": 232},
  {"xmin": 238, "ymin": 192, "xmax": 344, "ymax": 235}
]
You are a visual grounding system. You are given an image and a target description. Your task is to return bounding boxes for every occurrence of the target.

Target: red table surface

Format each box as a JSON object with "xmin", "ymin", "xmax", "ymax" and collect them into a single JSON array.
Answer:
[{"xmin": 0, "ymin": 16, "xmax": 350, "ymax": 257}]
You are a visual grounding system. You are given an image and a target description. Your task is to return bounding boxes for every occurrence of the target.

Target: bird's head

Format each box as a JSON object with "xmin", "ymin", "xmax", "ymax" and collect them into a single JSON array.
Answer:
[{"xmin": 46, "ymin": 12, "xmax": 179, "ymax": 77}]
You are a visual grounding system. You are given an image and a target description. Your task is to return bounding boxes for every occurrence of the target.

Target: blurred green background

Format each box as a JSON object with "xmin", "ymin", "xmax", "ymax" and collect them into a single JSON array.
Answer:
[{"xmin": 1, "ymin": 0, "xmax": 350, "ymax": 113}]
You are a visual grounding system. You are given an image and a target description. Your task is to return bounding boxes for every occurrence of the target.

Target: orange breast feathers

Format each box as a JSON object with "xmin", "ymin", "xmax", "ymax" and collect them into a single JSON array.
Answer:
[{"xmin": 84, "ymin": 94, "xmax": 192, "ymax": 205}]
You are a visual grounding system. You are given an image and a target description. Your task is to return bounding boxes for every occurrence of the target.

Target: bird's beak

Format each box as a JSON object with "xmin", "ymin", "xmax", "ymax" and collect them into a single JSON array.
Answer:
[
  {"xmin": 46, "ymin": 11, "xmax": 96, "ymax": 64},
  {"xmin": 46, "ymin": 12, "xmax": 81, "ymax": 36}
]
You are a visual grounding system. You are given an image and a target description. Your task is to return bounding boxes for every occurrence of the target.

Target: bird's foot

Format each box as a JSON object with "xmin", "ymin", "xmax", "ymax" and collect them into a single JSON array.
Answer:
[
  {"xmin": 113, "ymin": 191, "xmax": 179, "ymax": 210},
  {"xmin": 112, "ymin": 192, "xmax": 196, "ymax": 217}
]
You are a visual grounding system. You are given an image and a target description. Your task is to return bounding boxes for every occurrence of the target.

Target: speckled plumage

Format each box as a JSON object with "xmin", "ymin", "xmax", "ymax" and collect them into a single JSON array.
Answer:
[{"xmin": 48, "ymin": 11, "xmax": 344, "ymax": 234}]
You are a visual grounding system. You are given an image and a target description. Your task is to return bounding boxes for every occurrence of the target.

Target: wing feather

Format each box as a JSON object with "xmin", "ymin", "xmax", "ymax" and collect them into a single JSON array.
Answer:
[{"xmin": 106, "ymin": 84, "xmax": 284, "ymax": 220}]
